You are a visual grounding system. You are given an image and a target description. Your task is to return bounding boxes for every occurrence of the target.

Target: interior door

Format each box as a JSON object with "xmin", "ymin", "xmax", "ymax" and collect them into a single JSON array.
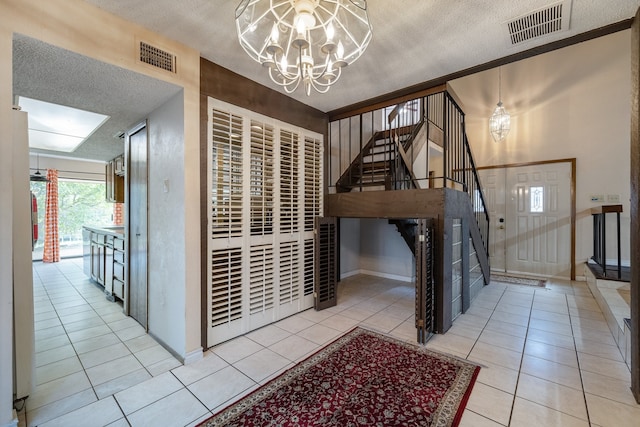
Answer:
[
  {"xmin": 127, "ymin": 122, "xmax": 148, "ymax": 329},
  {"xmin": 479, "ymin": 163, "xmax": 571, "ymax": 277}
]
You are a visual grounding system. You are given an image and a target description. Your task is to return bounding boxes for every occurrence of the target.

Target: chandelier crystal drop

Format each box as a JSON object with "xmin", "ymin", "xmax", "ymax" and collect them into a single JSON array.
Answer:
[
  {"xmin": 489, "ymin": 67, "xmax": 510, "ymax": 142},
  {"xmin": 235, "ymin": 0, "xmax": 373, "ymax": 95}
]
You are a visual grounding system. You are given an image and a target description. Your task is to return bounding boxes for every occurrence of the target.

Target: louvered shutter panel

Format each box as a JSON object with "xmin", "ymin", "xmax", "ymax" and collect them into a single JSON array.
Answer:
[{"xmin": 314, "ymin": 217, "xmax": 337, "ymax": 310}]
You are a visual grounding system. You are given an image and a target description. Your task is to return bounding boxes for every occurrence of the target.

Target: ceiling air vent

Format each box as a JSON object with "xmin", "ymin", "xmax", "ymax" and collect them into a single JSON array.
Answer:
[
  {"xmin": 506, "ymin": 1, "xmax": 571, "ymax": 45},
  {"xmin": 139, "ymin": 41, "xmax": 176, "ymax": 73}
]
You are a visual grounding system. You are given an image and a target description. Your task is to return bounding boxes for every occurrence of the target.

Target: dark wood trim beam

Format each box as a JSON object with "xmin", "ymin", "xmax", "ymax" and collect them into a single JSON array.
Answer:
[
  {"xmin": 326, "ymin": 188, "xmax": 446, "ymax": 218},
  {"xmin": 630, "ymin": 6, "xmax": 640, "ymax": 404},
  {"xmin": 328, "ymin": 20, "xmax": 633, "ymax": 121}
]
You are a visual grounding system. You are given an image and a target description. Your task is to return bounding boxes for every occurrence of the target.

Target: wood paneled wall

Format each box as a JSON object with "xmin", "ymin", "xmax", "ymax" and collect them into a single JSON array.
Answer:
[{"xmin": 199, "ymin": 58, "xmax": 328, "ymax": 349}]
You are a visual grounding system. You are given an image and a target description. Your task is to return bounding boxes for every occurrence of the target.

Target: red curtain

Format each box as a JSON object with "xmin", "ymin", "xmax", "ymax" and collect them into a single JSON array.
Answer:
[{"xmin": 42, "ymin": 169, "xmax": 59, "ymax": 263}]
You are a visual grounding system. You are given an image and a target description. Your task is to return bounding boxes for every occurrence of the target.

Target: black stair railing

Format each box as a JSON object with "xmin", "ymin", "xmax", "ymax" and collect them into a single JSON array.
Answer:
[{"xmin": 329, "ymin": 88, "xmax": 490, "ymax": 255}]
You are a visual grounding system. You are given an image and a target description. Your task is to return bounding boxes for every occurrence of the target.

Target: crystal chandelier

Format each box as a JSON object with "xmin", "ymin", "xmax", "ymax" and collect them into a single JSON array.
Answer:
[
  {"xmin": 235, "ymin": 0, "xmax": 373, "ymax": 95},
  {"xmin": 489, "ymin": 67, "xmax": 510, "ymax": 142}
]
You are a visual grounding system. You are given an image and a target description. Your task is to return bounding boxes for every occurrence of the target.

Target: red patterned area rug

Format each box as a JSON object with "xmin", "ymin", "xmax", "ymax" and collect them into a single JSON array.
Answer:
[{"xmin": 199, "ymin": 327, "xmax": 480, "ymax": 427}]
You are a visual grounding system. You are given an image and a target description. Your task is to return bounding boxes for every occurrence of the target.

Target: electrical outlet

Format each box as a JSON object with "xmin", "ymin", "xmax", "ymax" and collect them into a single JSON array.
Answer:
[{"xmin": 606, "ymin": 194, "xmax": 620, "ymax": 203}]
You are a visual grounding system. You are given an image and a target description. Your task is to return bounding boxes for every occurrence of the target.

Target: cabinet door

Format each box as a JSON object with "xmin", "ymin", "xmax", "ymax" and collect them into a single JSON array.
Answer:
[{"xmin": 105, "ymin": 162, "xmax": 114, "ymax": 202}]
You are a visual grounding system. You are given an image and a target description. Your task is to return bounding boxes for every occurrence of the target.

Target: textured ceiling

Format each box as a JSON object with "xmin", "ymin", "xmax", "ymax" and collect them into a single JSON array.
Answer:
[
  {"xmin": 84, "ymin": 0, "xmax": 640, "ymax": 112},
  {"xmin": 13, "ymin": 34, "xmax": 182, "ymax": 161},
  {"xmin": 12, "ymin": 1, "xmax": 640, "ymax": 161}
]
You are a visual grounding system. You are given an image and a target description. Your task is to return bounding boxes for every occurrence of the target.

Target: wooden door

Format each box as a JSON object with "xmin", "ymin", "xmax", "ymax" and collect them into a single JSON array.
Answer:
[{"xmin": 127, "ymin": 122, "xmax": 148, "ymax": 329}]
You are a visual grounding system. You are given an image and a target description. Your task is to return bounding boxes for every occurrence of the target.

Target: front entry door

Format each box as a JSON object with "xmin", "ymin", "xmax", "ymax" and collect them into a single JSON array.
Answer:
[
  {"xmin": 127, "ymin": 122, "xmax": 148, "ymax": 329},
  {"xmin": 479, "ymin": 162, "xmax": 572, "ymax": 277}
]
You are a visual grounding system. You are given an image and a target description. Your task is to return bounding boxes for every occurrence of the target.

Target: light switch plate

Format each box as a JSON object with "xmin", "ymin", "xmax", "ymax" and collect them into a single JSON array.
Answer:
[{"xmin": 590, "ymin": 194, "xmax": 604, "ymax": 202}]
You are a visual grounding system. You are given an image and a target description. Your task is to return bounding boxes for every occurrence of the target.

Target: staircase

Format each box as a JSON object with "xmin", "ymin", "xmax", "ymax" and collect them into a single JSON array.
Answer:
[
  {"xmin": 389, "ymin": 219, "xmax": 418, "ymax": 255},
  {"xmin": 327, "ymin": 86, "xmax": 491, "ymax": 336},
  {"xmin": 336, "ymin": 122, "xmax": 423, "ymax": 193}
]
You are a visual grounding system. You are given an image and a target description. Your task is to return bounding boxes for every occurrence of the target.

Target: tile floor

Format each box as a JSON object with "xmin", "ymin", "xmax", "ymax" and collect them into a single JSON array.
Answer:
[{"xmin": 17, "ymin": 258, "xmax": 640, "ymax": 426}]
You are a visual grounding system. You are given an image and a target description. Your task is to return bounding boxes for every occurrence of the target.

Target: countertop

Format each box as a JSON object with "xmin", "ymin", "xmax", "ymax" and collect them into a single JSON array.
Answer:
[{"xmin": 83, "ymin": 225, "xmax": 125, "ymax": 237}]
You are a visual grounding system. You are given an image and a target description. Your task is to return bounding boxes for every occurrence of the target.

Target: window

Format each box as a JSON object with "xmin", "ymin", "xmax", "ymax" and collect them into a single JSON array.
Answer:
[
  {"xmin": 530, "ymin": 186, "xmax": 544, "ymax": 213},
  {"xmin": 31, "ymin": 179, "xmax": 114, "ymax": 261}
]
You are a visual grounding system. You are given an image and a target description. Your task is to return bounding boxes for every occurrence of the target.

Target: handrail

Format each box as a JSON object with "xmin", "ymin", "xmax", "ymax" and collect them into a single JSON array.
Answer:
[{"xmin": 329, "ymin": 88, "xmax": 491, "ymax": 258}]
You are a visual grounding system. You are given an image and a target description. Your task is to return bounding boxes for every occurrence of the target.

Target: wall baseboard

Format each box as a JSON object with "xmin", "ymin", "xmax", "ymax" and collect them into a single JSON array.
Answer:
[
  {"xmin": 183, "ymin": 347, "xmax": 204, "ymax": 365},
  {"xmin": 359, "ymin": 269, "xmax": 414, "ymax": 283}
]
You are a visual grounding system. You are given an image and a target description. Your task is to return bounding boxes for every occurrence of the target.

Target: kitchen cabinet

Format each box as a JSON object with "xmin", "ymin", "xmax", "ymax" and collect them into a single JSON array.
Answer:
[
  {"xmin": 106, "ymin": 155, "xmax": 125, "ymax": 203},
  {"xmin": 83, "ymin": 226, "xmax": 126, "ymax": 301}
]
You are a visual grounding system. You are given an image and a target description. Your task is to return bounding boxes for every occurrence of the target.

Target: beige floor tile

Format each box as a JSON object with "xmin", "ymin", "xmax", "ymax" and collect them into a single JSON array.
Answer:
[
  {"xmin": 573, "ymin": 326, "xmax": 617, "ymax": 346},
  {"xmin": 246, "ymin": 324, "xmax": 292, "ymax": 347},
  {"xmin": 582, "ymin": 371, "xmax": 637, "ymax": 407},
  {"xmin": 26, "ymin": 371, "xmax": 93, "ymax": 411},
  {"xmin": 233, "ymin": 348, "xmax": 292, "ymax": 383},
  {"xmin": 298, "ymin": 307, "xmax": 335, "ymax": 323},
  {"xmin": 510, "ymin": 397, "xmax": 588, "ymax": 426},
  {"xmin": 93, "ymin": 368, "xmax": 152, "ymax": 399},
  {"xmin": 79, "ymin": 342, "xmax": 131, "ymax": 369},
  {"xmin": 520, "ymin": 354, "xmax": 582, "ymax": 390},
  {"xmin": 296, "ymin": 323, "xmax": 342, "ymax": 345},
  {"xmin": 145, "ymin": 356, "xmax": 183, "ymax": 376},
  {"xmin": 35, "ymin": 344, "xmax": 77, "ymax": 368},
  {"xmin": 530, "ymin": 309, "xmax": 571, "ymax": 324},
  {"xmin": 188, "ymin": 365, "xmax": 256, "ymax": 410},
  {"xmin": 523, "ymin": 339, "xmax": 578, "ymax": 367},
  {"xmin": 275, "ymin": 314, "xmax": 316, "ymax": 333},
  {"xmin": 575, "ymin": 337, "xmax": 624, "ymax": 361},
  {"xmin": 465, "ymin": 305, "xmax": 494, "ymax": 319},
  {"xmin": 172, "ymin": 352, "xmax": 229, "ymax": 386},
  {"xmin": 108, "ymin": 316, "xmax": 141, "ymax": 332},
  {"xmin": 526, "ymin": 328, "xmax": 575, "ymax": 350},
  {"xmin": 113, "ymin": 324, "xmax": 147, "ymax": 341},
  {"xmin": 66, "ymin": 324, "xmax": 112, "ymax": 343},
  {"xmin": 446, "ymin": 322, "xmax": 483, "ymax": 340},
  {"xmin": 359, "ymin": 312, "xmax": 405, "ymax": 333},
  {"xmin": 529, "ymin": 318, "xmax": 574, "ymax": 336},
  {"xmin": 458, "ymin": 410, "xmax": 505, "ymax": 427},
  {"xmin": 123, "ymin": 334, "xmax": 159, "ymax": 353},
  {"xmin": 269, "ymin": 334, "xmax": 320, "ymax": 362},
  {"xmin": 134, "ymin": 344, "xmax": 175, "ymax": 367},
  {"xmin": 105, "ymin": 418, "xmax": 130, "ymax": 427},
  {"xmin": 35, "ymin": 356, "xmax": 83, "ymax": 386},
  {"xmin": 320, "ymin": 313, "xmax": 361, "ymax": 332},
  {"xmin": 479, "ymin": 329, "xmax": 525, "ymax": 352},
  {"xmin": 426, "ymin": 331, "xmax": 477, "ymax": 356},
  {"xmin": 466, "ymin": 383, "xmax": 513, "ymax": 425},
  {"xmin": 34, "ymin": 334, "xmax": 71, "ymax": 353},
  {"xmin": 516, "ymin": 373, "xmax": 588, "ymax": 420},
  {"xmin": 26, "ymin": 389, "xmax": 97, "ymax": 427},
  {"xmin": 85, "ymin": 354, "xmax": 144, "ymax": 386},
  {"xmin": 126, "ymin": 389, "xmax": 209, "ymax": 427},
  {"xmin": 39, "ymin": 396, "xmax": 123, "ymax": 427},
  {"xmin": 115, "ymin": 372, "xmax": 184, "ymax": 415},
  {"xmin": 468, "ymin": 341, "xmax": 523, "ymax": 371},
  {"xmin": 58, "ymin": 310, "xmax": 101, "ymax": 325},
  {"xmin": 212, "ymin": 336, "xmax": 265, "ymax": 364},
  {"xmin": 489, "ymin": 310, "xmax": 530, "ymax": 327},
  {"xmin": 72, "ymin": 332, "xmax": 120, "ymax": 354},
  {"xmin": 577, "ymin": 352, "xmax": 630, "ymax": 381},
  {"xmin": 586, "ymin": 393, "xmax": 640, "ymax": 427},
  {"xmin": 484, "ymin": 318, "xmax": 527, "ymax": 338},
  {"xmin": 35, "ymin": 325, "xmax": 67, "ymax": 341},
  {"xmin": 475, "ymin": 359, "xmax": 519, "ymax": 394}
]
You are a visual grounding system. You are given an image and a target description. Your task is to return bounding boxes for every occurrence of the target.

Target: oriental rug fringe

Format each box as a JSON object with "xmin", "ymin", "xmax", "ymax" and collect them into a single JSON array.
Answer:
[{"xmin": 199, "ymin": 327, "xmax": 480, "ymax": 427}]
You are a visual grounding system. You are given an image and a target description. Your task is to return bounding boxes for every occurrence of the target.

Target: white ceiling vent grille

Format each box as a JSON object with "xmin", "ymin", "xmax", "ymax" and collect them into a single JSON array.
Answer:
[
  {"xmin": 507, "ymin": 1, "xmax": 571, "ymax": 45},
  {"xmin": 139, "ymin": 41, "xmax": 176, "ymax": 73}
]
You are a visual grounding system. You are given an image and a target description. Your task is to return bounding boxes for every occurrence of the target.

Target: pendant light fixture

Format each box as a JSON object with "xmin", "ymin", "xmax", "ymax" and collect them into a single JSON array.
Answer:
[
  {"xmin": 489, "ymin": 67, "xmax": 510, "ymax": 142},
  {"xmin": 235, "ymin": 0, "xmax": 373, "ymax": 95},
  {"xmin": 30, "ymin": 153, "xmax": 49, "ymax": 182}
]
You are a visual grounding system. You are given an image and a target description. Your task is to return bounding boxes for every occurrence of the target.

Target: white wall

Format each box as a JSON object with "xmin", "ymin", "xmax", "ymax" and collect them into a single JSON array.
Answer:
[
  {"xmin": 147, "ymin": 91, "xmax": 192, "ymax": 358},
  {"xmin": 340, "ymin": 218, "xmax": 361, "ymax": 278},
  {"xmin": 0, "ymin": 2, "xmax": 201, "ymax": 421},
  {"xmin": 450, "ymin": 30, "xmax": 632, "ymax": 273},
  {"xmin": 359, "ymin": 219, "xmax": 414, "ymax": 281}
]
